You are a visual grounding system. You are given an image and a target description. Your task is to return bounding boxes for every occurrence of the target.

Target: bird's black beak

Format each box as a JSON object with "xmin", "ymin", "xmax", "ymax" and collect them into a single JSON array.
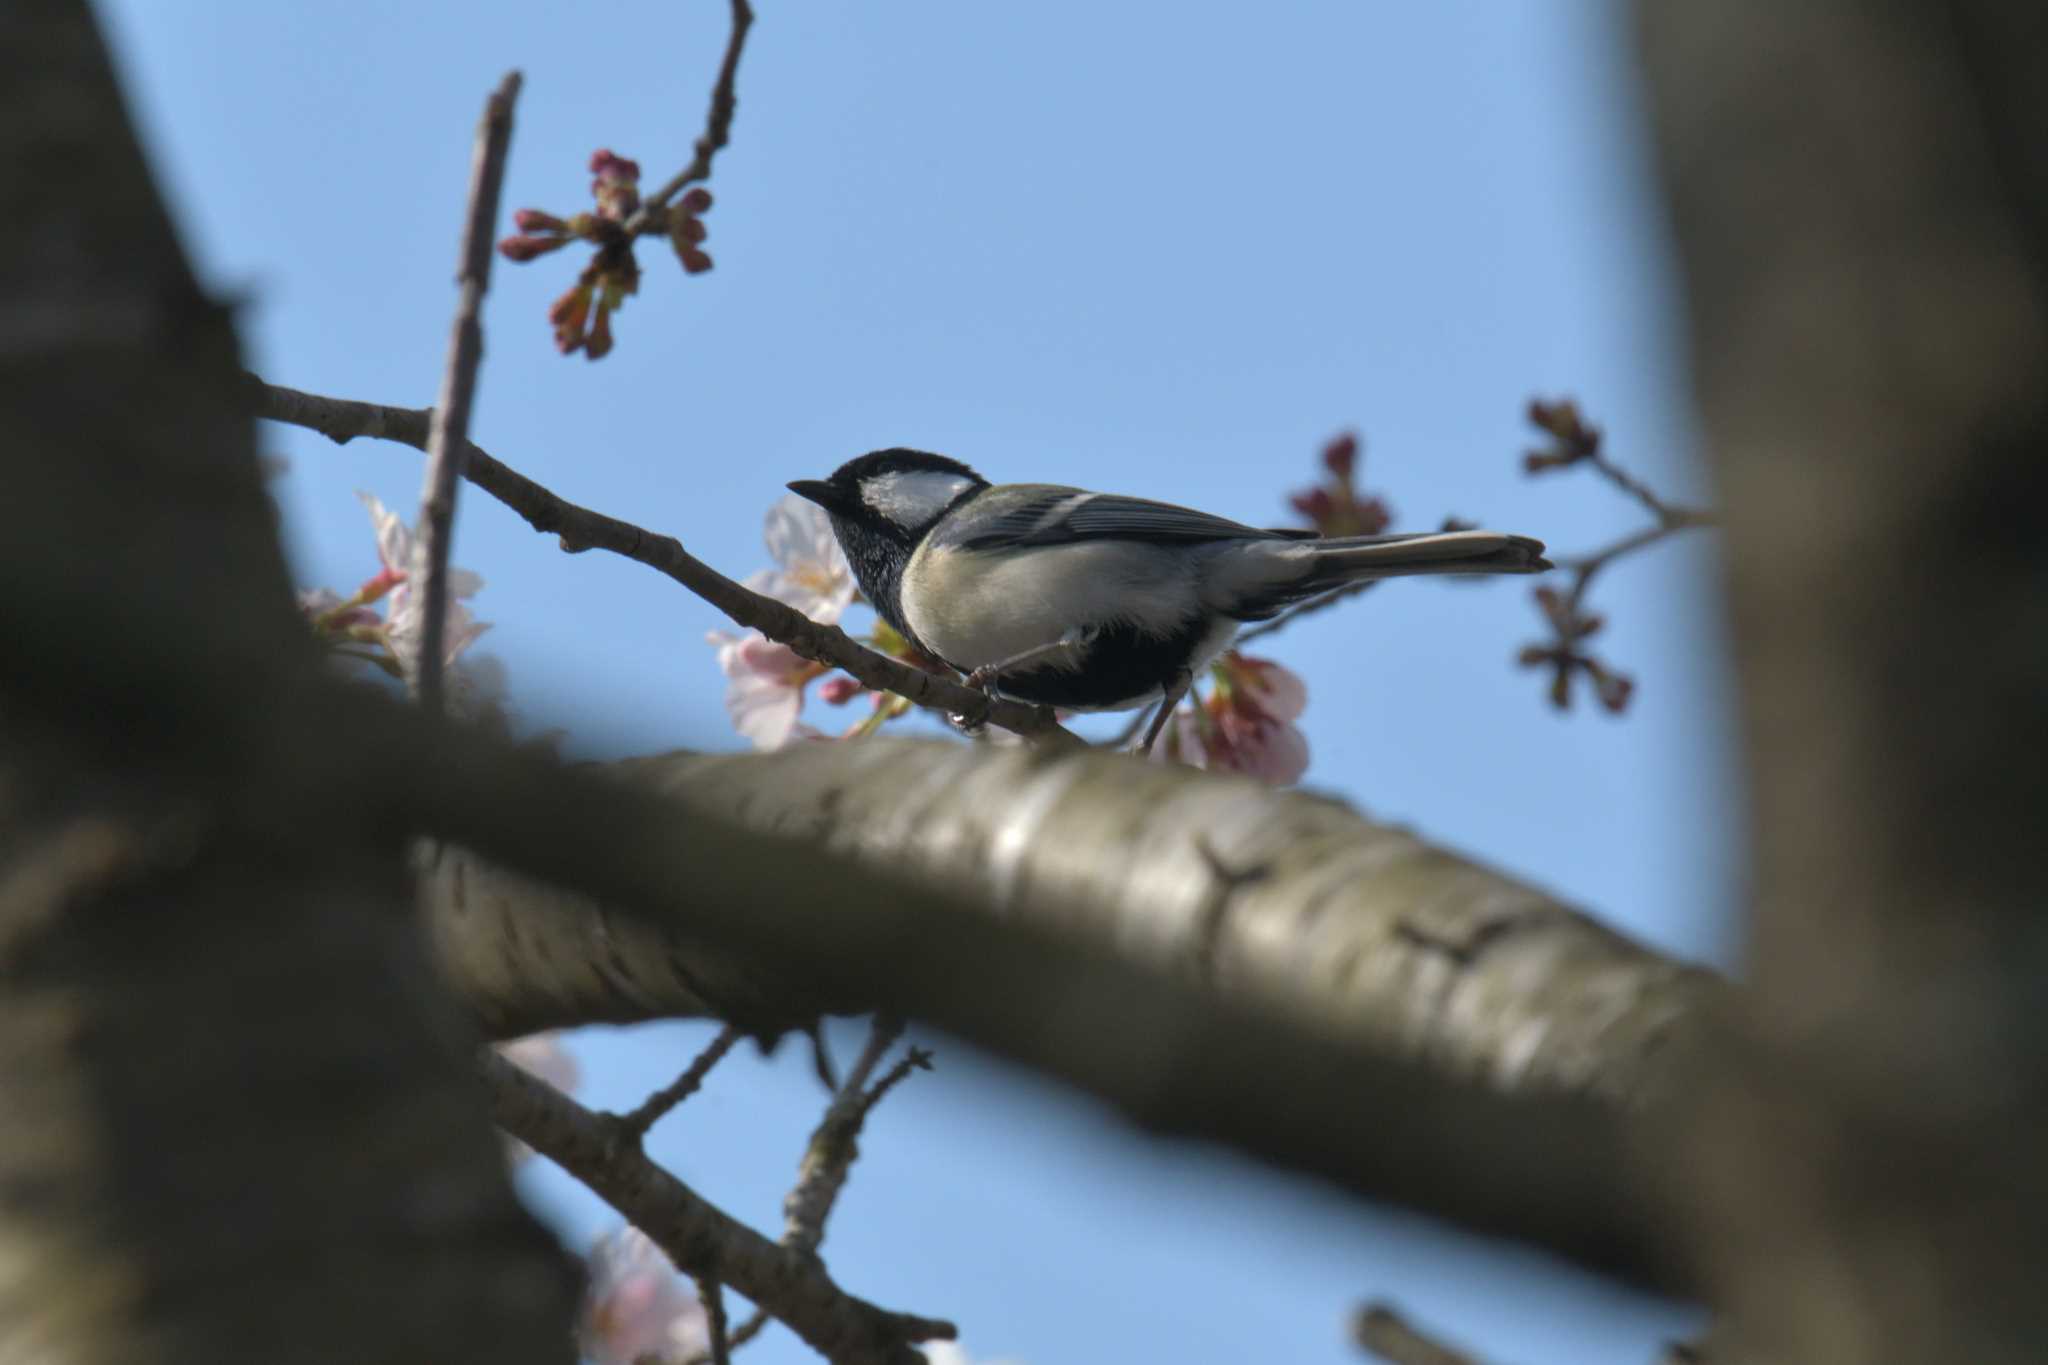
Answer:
[{"xmin": 787, "ymin": 479, "xmax": 845, "ymax": 512}]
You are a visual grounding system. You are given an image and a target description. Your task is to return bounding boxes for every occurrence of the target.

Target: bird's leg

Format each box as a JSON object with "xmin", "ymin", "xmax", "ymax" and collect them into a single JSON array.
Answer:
[
  {"xmin": 1135, "ymin": 667, "xmax": 1193, "ymax": 757},
  {"xmin": 964, "ymin": 628, "xmax": 1091, "ymax": 695}
]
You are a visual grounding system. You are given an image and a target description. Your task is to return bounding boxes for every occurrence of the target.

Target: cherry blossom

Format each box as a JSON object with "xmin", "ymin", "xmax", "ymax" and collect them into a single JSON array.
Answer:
[
  {"xmin": 706, "ymin": 495, "xmax": 856, "ymax": 749},
  {"xmin": 747, "ymin": 493, "xmax": 855, "ymax": 622},
  {"xmin": 578, "ymin": 1227, "xmax": 709, "ymax": 1365},
  {"xmin": 1157, "ymin": 652, "xmax": 1311, "ymax": 785},
  {"xmin": 708, "ymin": 630, "xmax": 826, "ymax": 749}
]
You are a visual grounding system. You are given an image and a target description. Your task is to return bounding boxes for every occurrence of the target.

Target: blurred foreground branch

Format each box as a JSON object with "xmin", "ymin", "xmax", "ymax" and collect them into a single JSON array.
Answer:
[{"xmin": 1637, "ymin": 0, "xmax": 2048, "ymax": 1359}]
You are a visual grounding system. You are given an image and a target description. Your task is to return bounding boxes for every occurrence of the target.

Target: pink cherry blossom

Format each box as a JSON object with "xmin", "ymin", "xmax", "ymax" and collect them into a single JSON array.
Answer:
[
  {"xmin": 708, "ymin": 630, "xmax": 825, "ymax": 749},
  {"xmin": 578, "ymin": 1227, "xmax": 709, "ymax": 1365},
  {"xmin": 748, "ymin": 493, "xmax": 855, "ymax": 624},
  {"xmin": 705, "ymin": 495, "xmax": 855, "ymax": 748},
  {"xmin": 1156, "ymin": 652, "xmax": 1311, "ymax": 785}
]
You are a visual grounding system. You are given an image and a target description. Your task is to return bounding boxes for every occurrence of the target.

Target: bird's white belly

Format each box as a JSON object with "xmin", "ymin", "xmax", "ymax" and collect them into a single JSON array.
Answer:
[{"xmin": 902, "ymin": 542, "xmax": 1193, "ymax": 671}]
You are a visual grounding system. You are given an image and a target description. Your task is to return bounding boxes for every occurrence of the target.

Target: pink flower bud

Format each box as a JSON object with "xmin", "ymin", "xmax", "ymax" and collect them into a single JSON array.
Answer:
[
  {"xmin": 679, "ymin": 187, "xmax": 714, "ymax": 214},
  {"xmin": 588, "ymin": 149, "xmax": 642, "ymax": 183},
  {"xmin": 514, "ymin": 208, "xmax": 566, "ymax": 232},
  {"xmin": 1349, "ymin": 494, "xmax": 1392, "ymax": 536},
  {"xmin": 550, "ymin": 284, "xmax": 592, "ymax": 354},
  {"xmin": 678, "ymin": 245, "xmax": 713, "ymax": 274},
  {"xmin": 498, "ymin": 234, "xmax": 567, "ymax": 262},
  {"xmin": 1289, "ymin": 487, "xmax": 1334, "ymax": 526},
  {"xmin": 819, "ymin": 675, "xmax": 862, "ymax": 705},
  {"xmin": 1321, "ymin": 431, "xmax": 1359, "ymax": 480},
  {"xmin": 586, "ymin": 301, "xmax": 614, "ymax": 359}
]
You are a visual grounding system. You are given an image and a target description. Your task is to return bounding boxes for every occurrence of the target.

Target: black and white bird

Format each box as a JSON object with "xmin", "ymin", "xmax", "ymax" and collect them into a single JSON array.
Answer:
[{"xmin": 789, "ymin": 448, "xmax": 1549, "ymax": 753}]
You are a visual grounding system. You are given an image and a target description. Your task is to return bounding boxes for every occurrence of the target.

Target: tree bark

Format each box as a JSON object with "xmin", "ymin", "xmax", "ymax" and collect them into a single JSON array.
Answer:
[
  {"xmin": 430, "ymin": 743, "xmax": 1720, "ymax": 1109},
  {"xmin": 0, "ymin": 4, "xmax": 578, "ymax": 1361},
  {"xmin": 1636, "ymin": 2, "xmax": 2048, "ymax": 1359}
]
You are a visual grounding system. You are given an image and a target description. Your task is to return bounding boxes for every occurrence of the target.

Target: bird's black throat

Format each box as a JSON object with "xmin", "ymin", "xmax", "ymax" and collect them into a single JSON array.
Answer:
[{"xmin": 826, "ymin": 512, "xmax": 928, "ymax": 654}]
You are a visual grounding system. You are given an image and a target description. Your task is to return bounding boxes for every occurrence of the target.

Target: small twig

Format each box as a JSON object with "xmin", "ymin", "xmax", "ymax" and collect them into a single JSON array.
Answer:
[
  {"xmin": 481, "ymin": 1048, "xmax": 955, "ymax": 1364},
  {"xmin": 249, "ymin": 378, "xmax": 1080, "ymax": 749},
  {"xmin": 781, "ymin": 1016, "xmax": 915, "ymax": 1259},
  {"xmin": 1558, "ymin": 509, "xmax": 1714, "ymax": 619},
  {"xmin": 695, "ymin": 1274, "xmax": 732, "ymax": 1365},
  {"xmin": 615, "ymin": 1023, "xmax": 742, "ymax": 1143},
  {"xmin": 1351, "ymin": 1303, "xmax": 1487, "ymax": 1365},
  {"xmin": 686, "ymin": 1309, "xmax": 770, "ymax": 1365},
  {"xmin": 860, "ymin": 1045, "xmax": 934, "ymax": 1112},
  {"xmin": 1585, "ymin": 447, "xmax": 1684, "ymax": 526},
  {"xmin": 629, "ymin": 0, "xmax": 755, "ymax": 229},
  {"xmin": 415, "ymin": 71, "xmax": 521, "ymax": 714}
]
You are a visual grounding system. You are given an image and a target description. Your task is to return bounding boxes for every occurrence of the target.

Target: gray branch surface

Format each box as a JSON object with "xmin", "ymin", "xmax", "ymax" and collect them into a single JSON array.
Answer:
[{"xmin": 431, "ymin": 741, "xmax": 1718, "ymax": 1108}]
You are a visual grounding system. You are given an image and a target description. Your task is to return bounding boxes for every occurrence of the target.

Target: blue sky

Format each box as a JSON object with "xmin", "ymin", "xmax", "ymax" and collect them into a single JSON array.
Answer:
[{"xmin": 97, "ymin": 1, "xmax": 1733, "ymax": 1360}]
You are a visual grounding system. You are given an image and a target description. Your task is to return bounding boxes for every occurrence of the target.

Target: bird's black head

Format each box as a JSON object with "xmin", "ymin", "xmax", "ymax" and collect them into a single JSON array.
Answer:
[
  {"xmin": 787, "ymin": 448, "xmax": 989, "ymax": 540},
  {"xmin": 787, "ymin": 449, "xmax": 990, "ymax": 646}
]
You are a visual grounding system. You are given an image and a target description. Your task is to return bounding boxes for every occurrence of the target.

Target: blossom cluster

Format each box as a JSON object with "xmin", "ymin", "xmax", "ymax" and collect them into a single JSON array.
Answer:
[
  {"xmin": 498, "ymin": 149, "xmax": 716, "ymax": 359},
  {"xmin": 298, "ymin": 493, "xmax": 503, "ymax": 720}
]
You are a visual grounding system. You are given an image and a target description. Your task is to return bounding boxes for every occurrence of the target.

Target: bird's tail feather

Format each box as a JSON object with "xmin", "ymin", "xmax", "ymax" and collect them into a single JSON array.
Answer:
[{"xmin": 1303, "ymin": 529, "xmax": 1551, "ymax": 586}]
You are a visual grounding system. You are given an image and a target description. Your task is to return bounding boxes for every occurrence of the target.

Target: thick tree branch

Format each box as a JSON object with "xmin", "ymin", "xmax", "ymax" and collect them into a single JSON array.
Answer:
[
  {"xmin": 430, "ymin": 742, "xmax": 1717, "ymax": 1110},
  {"xmin": 247, "ymin": 377, "xmax": 1076, "ymax": 746},
  {"xmin": 482, "ymin": 1049, "xmax": 953, "ymax": 1365},
  {"xmin": 1638, "ymin": 0, "xmax": 2048, "ymax": 1359}
]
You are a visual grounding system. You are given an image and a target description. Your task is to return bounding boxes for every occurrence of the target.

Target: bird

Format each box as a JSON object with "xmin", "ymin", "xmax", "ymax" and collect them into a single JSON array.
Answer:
[{"xmin": 788, "ymin": 448, "xmax": 1549, "ymax": 755}]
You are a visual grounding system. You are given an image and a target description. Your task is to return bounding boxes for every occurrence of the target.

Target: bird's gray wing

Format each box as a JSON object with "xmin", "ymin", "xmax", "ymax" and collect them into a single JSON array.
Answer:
[{"xmin": 947, "ymin": 486, "xmax": 1311, "ymax": 551}]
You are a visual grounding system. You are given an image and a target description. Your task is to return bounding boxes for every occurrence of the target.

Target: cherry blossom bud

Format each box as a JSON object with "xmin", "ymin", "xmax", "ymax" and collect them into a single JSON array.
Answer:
[
  {"xmin": 550, "ymin": 283, "xmax": 592, "ymax": 354},
  {"xmin": 588, "ymin": 148, "xmax": 642, "ymax": 183},
  {"xmin": 679, "ymin": 187, "xmax": 714, "ymax": 214},
  {"xmin": 678, "ymin": 245, "xmax": 713, "ymax": 274},
  {"xmin": 498, "ymin": 234, "xmax": 568, "ymax": 262},
  {"xmin": 513, "ymin": 208, "xmax": 566, "ymax": 232},
  {"xmin": 819, "ymin": 675, "xmax": 862, "ymax": 705},
  {"xmin": 1321, "ymin": 431, "xmax": 1358, "ymax": 480}
]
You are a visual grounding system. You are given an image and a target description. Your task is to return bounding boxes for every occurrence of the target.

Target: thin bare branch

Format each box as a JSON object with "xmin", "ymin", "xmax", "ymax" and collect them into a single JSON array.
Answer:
[
  {"xmin": 860, "ymin": 1046, "xmax": 934, "ymax": 1112},
  {"xmin": 1352, "ymin": 1304, "xmax": 1486, "ymax": 1365},
  {"xmin": 782, "ymin": 1016, "xmax": 908, "ymax": 1258},
  {"xmin": 481, "ymin": 1048, "xmax": 954, "ymax": 1365},
  {"xmin": 415, "ymin": 72, "xmax": 521, "ymax": 714},
  {"xmin": 616, "ymin": 1023, "xmax": 743, "ymax": 1143},
  {"xmin": 247, "ymin": 377, "xmax": 1078, "ymax": 747},
  {"xmin": 695, "ymin": 1274, "xmax": 732, "ymax": 1365},
  {"xmin": 631, "ymin": 0, "xmax": 755, "ymax": 227},
  {"xmin": 1558, "ymin": 506, "xmax": 1715, "ymax": 620}
]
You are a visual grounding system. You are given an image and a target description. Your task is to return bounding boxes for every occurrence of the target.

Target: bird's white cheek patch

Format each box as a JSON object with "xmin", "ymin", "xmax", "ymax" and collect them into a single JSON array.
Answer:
[{"xmin": 860, "ymin": 471, "xmax": 976, "ymax": 528}]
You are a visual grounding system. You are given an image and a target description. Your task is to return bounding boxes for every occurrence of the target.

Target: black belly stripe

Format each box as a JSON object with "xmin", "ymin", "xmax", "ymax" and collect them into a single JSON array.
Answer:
[{"xmin": 994, "ymin": 615, "xmax": 1210, "ymax": 710}]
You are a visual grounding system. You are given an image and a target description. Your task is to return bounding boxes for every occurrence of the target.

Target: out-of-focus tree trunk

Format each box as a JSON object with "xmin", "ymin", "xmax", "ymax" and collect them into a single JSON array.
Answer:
[
  {"xmin": 1636, "ymin": 2, "xmax": 2048, "ymax": 1360},
  {"xmin": 0, "ymin": 4, "xmax": 577, "ymax": 1360}
]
